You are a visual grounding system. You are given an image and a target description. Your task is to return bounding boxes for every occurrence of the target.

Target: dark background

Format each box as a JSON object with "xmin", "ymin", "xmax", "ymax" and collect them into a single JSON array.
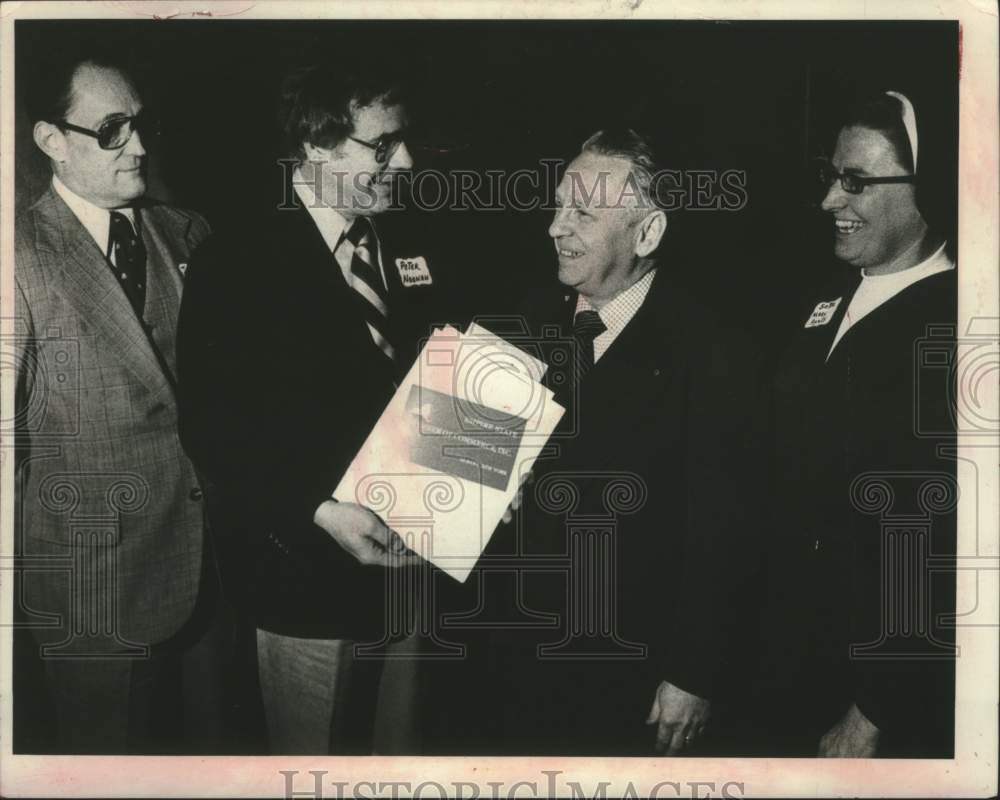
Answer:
[
  {"xmin": 15, "ymin": 19, "xmax": 959, "ymax": 345},
  {"xmin": 13, "ymin": 18, "xmax": 959, "ymax": 754}
]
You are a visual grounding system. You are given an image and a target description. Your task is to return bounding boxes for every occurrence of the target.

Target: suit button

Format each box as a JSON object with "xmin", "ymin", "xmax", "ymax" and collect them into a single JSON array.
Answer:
[{"xmin": 189, "ymin": 487, "xmax": 204, "ymax": 501}]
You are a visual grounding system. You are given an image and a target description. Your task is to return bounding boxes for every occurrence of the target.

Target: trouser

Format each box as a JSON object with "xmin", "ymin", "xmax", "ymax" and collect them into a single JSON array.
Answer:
[
  {"xmin": 23, "ymin": 605, "xmax": 231, "ymax": 755},
  {"xmin": 255, "ymin": 629, "xmax": 384, "ymax": 755}
]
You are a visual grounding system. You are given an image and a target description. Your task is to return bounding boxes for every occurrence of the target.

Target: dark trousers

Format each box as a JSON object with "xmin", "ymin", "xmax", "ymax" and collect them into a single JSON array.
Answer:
[
  {"xmin": 15, "ymin": 572, "xmax": 237, "ymax": 755},
  {"xmin": 25, "ymin": 615, "xmax": 229, "ymax": 754}
]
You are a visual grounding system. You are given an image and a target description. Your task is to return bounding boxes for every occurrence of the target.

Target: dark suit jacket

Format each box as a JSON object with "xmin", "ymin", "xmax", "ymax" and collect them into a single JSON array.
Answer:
[
  {"xmin": 15, "ymin": 186, "xmax": 211, "ymax": 647},
  {"xmin": 770, "ymin": 266, "xmax": 957, "ymax": 756},
  {"xmin": 176, "ymin": 191, "xmax": 455, "ymax": 640},
  {"xmin": 463, "ymin": 267, "xmax": 766, "ymax": 754}
]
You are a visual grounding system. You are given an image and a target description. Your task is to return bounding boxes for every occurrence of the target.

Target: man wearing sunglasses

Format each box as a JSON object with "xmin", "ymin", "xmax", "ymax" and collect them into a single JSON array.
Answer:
[
  {"xmin": 14, "ymin": 55, "xmax": 226, "ymax": 753},
  {"xmin": 177, "ymin": 57, "xmax": 454, "ymax": 754},
  {"xmin": 765, "ymin": 91, "xmax": 956, "ymax": 758}
]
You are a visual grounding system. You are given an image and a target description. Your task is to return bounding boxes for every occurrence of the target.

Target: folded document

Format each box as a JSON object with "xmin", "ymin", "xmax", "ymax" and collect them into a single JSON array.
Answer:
[{"xmin": 333, "ymin": 324, "xmax": 565, "ymax": 582}]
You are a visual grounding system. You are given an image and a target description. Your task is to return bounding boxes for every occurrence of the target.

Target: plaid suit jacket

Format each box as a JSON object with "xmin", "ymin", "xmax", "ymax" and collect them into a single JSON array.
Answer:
[{"xmin": 14, "ymin": 185, "xmax": 211, "ymax": 647}]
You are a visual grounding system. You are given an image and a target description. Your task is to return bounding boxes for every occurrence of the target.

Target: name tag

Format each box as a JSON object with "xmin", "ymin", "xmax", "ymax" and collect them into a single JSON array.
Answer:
[
  {"xmin": 395, "ymin": 256, "xmax": 432, "ymax": 287},
  {"xmin": 804, "ymin": 297, "xmax": 842, "ymax": 328}
]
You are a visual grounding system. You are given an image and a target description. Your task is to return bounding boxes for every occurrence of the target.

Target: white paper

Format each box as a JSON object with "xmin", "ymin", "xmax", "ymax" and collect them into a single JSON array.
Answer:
[{"xmin": 334, "ymin": 326, "xmax": 564, "ymax": 581}]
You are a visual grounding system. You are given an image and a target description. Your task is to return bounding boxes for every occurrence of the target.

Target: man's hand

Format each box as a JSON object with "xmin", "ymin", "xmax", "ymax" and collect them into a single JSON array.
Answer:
[
  {"xmin": 645, "ymin": 680, "xmax": 711, "ymax": 755},
  {"xmin": 818, "ymin": 703, "xmax": 880, "ymax": 757},
  {"xmin": 313, "ymin": 500, "xmax": 420, "ymax": 567}
]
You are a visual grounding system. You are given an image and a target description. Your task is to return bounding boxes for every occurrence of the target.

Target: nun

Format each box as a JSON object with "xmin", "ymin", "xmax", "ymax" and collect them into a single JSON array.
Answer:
[{"xmin": 766, "ymin": 90, "xmax": 957, "ymax": 758}]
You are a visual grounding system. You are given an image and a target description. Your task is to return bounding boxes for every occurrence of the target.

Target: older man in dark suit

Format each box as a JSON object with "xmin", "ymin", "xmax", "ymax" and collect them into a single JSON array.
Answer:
[
  {"xmin": 177, "ymin": 58, "xmax": 454, "ymax": 754},
  {"xmin": 14, "ymin": 54, "xmax": 224, "ymax": 753},
  {"xmin": 442, "ymin": 129, "xmax": 764, "ymax": 756}
]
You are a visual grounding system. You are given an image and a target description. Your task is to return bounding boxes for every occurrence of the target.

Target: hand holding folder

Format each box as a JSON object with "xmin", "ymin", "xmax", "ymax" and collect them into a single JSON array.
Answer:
[
  {"xmin": 333, "ymin": 324, "xmax": 565, "ymax": 582},
  {"xmin": 313, "ymin": 499, "xmax": 420, "ymax": 567}
]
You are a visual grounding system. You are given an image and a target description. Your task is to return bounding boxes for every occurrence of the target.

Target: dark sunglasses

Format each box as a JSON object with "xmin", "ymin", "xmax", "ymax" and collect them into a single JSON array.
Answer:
[
  {"xmin": 817, "ymin": 161, "xmax": 916, "ymax": 195},
  {"xmin": 57, "ymin": 110, "xmax": 159, "ymax": 150}
]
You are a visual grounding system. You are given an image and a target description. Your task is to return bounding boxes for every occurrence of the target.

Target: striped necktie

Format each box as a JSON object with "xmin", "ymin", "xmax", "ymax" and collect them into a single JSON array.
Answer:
[
  {"xmin": 341, "ymin": 217, "xmax": 396, "ymax": 364},
  {"xmin": 573, "ymin": 308, "xmax": 606, "ymax": 380}
]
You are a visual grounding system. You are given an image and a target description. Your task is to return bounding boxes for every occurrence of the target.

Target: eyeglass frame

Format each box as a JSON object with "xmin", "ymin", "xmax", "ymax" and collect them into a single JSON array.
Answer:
[
  {"xmin": 56, "ymin": 110, "xmax": 158, "ymax": 151},
  {"xmin": 346, "ymin": 133, "xmax": 405, "ymax": 164},
  {"xmin": 817, "ymin": 161, "xmax": 916, "ymax": 195}
]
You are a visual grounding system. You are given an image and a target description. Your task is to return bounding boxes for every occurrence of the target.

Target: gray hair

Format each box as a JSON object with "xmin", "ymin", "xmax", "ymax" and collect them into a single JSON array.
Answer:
[{"xmin": 580, "ymin": 128, "xmax": 675, "ymax": 213}]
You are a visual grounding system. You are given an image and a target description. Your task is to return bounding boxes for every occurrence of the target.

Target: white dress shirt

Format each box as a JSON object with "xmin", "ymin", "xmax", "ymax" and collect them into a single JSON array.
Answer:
[
  {"xmin": 574, "ymin": 268, "xmax": 657, "ymax": 363},
  {"xmin": 829, "ymin": 242, "xmax": 954, "ymax": 358},
  {"xmin": 293, "ymin": 169, "xmax": 387, "ymax": 289},
  {"xmin": 52, "ymin": 175, "xmax": 136, "ymax": 266}
]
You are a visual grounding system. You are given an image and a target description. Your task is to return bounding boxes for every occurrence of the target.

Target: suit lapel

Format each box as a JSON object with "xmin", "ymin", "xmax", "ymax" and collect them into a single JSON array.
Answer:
[
  {"xmin": 286, "ymin": 203, "xmax": 356, "ymax": 299},
  {"xmin": 377, "ymin": 220, "xmax": 402, "ymax": 297},
  {"xmin": 583, "ymin": 270, "xmax": 680, "ymax": 386},
  {"xmin": 283, "ymin": 204, "xmax": 398, "ymax": 375},
  {"xmin": 374, "ymin": 221, "xmax": 406, "ymax": 349},
  {"xmin": 35, "ymin": 188, "xmax": 176, "ymax": 403},
  {"xmin": 139, "ymin": 205, "xmax": 188, "ymax": 381}
]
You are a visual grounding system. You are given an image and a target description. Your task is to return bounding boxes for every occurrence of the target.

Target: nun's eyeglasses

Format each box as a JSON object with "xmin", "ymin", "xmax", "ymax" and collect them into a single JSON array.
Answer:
[
  {"xmin": 817, "ymin": 162, "xmax": 916, "ymax": 195},
  {"xmin": 57, "ymin": 110, "xmax": 159, "ymax": 150}
]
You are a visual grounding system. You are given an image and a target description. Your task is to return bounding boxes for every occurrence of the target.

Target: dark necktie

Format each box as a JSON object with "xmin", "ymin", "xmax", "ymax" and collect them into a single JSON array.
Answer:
[
  {"xmin": 573, "ymin": 308, "xmax": 607, "ymax": 382},
  {"xmin": 342, "ymin": 217, "xmax": 396, "ymax": 364},
  {"xmin": 107, "ymin": 211, "xmax": 147, "ymax": 318}
]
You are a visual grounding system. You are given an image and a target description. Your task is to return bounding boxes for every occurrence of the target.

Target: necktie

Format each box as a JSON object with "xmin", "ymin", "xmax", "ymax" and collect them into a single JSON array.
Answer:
[
  {"xmin": 573, "ymin": 308, "xmax": 606, "ymax": 381},
  {"xmin": 341, "ymin": 217, "xmax": 396, "ymax": 364},
  {"xmin": 107, "ymin": 211, "xmax": 147, "ymax": 318}
]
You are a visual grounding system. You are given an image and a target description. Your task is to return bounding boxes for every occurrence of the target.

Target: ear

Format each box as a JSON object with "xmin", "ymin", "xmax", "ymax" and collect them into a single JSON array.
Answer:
[
  {"xmin": 34, "ymin": 121, "xmax": 67, "ymax": 162},
  {"xmin": 302, "ymin": 141, "xmax": 342, "ymax": 163},
  {"xmin": 302, "ymin": 142, "xmax": 324, "ymax": 163},
  {"xmin": 634, "ymin": 209, "xmax": 667, "ymax": 258}
]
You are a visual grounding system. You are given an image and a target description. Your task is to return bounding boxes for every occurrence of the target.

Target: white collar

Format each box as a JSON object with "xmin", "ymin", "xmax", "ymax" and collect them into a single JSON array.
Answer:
[
  {"xmin": 574, "ymin": 269, "xmax": 657, "ymax": 363},
  {"xmin": 292, "ymin": 168, "xmax": 349, "ymax": 253},
  {"xmin": 859, "ymin": 240, "xmax": 951, "ymax": 284},
  {"xmin": 828, "ymin": 241, "xmax": 954, "ymax": 358},
  {"xmin": 575, "ymin": 269, "xmax": 656, "ymax": 327},
  {"xmin": 52, "ymin": 175, "xmax": 136, "ymax": 256}
]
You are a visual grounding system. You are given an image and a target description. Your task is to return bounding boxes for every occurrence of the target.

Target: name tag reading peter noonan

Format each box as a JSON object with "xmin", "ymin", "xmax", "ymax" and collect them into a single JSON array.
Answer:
[{"xmin": 406, "ymin": 385, "xmax": 527, "ymax": 492}]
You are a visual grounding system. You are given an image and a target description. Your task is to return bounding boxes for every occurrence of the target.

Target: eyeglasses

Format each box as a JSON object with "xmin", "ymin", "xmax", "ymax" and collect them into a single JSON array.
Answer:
[
  {"xmin": 56, "ymin": 110, "xmax": 159, "ymax": 150},
  {"xmin": 347, "ymin": 134, "xmax": 404, "ymax": 165},
  {"xmin": 817, "ymin": 161, "xmax": 916, "ymax": 195}
]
